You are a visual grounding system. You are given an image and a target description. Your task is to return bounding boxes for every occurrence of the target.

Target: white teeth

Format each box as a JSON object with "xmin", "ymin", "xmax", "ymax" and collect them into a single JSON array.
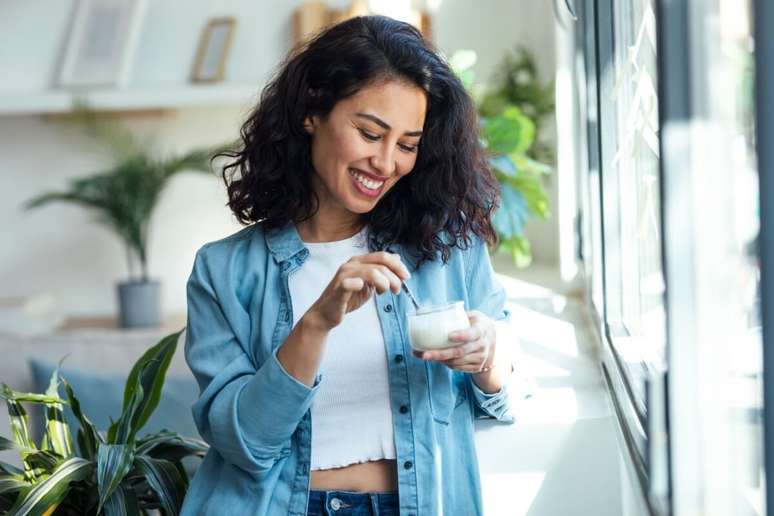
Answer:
[{"xmin": 349, "ymin": 169, "xmax": 384, "ymax": 190}]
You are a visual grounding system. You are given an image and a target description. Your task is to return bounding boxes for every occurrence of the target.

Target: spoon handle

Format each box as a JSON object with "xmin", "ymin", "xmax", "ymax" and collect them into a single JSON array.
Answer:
[{"xmin": 402, "ymin": 282, "xmax": 421, "ymax": 310}]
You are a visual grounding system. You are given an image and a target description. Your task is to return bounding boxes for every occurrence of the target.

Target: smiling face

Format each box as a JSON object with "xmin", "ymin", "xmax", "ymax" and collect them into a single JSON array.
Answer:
[{"xmin": 305, "ymin": 79, "xmax": 427, "ymax": 217}]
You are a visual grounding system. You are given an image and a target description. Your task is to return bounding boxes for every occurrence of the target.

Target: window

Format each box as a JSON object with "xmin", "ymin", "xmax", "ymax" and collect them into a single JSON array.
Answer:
[{"xmin": 578, "ymin": 0, "xmax": 764, "ymax": 513}]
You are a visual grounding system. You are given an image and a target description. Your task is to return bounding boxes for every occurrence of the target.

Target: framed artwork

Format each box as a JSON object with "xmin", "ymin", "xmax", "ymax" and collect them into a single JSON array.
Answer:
[
  {"xmin": 58, "ymin": 0, "xmax": 147, "ymax": 88},
  {"xmin": 191, "ymin": 17, "xmax": 237, "ymax": 83}
]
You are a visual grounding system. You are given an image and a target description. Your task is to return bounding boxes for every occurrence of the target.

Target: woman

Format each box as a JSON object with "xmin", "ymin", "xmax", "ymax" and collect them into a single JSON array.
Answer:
[{"xmin": 182, "ymin": 15, "xmax": 515, "ymax": 516}]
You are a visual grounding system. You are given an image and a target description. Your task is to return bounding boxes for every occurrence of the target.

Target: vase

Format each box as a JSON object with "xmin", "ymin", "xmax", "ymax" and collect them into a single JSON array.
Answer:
[{"xmin": 117, "ymin": 280, "xmax": 161, "ymax": 328}]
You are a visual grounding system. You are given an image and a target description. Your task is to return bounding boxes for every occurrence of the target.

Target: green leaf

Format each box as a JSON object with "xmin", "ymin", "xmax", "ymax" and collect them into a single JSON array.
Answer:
[
  {"xmin": 40, "ymin": 366, "xmax": 74, "ymax": 459},
  {"xmin": 498, "ymin": 236, "xmax": 533, "ymax": 268},
  {"xmin": 109, "ymin": 331, "xmax": 182, "ymax": 443},
  {"xmin": 489, "ymin": 155, "xmax": 518, "ymax": 179},
  {"xmin": 0, "ymin": 461, "xmax": 23, "ymax": 476},
  {"xmin": 449, "ymin": 49, "xmax": 477, "ymax": 74},
  {"xmin": 506, "ymin": 166, "xmax": 551, "ymax": 219},
  {"xmin": 62, "ymin": 379, "xmax": 103, "ymax": 461},
  {"xmin": 133, "ymin": 456, "xmax": 186, "ymax": 516},
  {"xmin": 0, "ymin": 436, "xmax": 20, "ymax": 451},
  {"xmin": 0, "ymin": 385, "xmax": 67, "ymax": 406},
  {"xmin": 482, "ymin": 106, "xmax": 535, "ymax": 155},
  {"xmin": 0, "ymin": 476, "xmax": 28, "ymax": 496},
  {"xmin": 8, "ymin": 457, "xmax": 93, "ymax": 516},
  {"xmin": 108, "ymin": 376, "xmax": 144, "ymax": 445},
  {"xmin": 136, "ymin": 432, "xmax": 208, "ymax": 463},
  {"xmin": 24, "ymin": 451, "xmax": 61, "ymax": 473},
  {"xmin": 493, "ymin": 182, "xmax": 529, "ymax": 240},
  {"xmin": 97, "ymin": 444, "xmax": 135, "ymax": 513},
  {"xmin": 103, "ymin": 484, "xmax": 140, "ymax": 516}
]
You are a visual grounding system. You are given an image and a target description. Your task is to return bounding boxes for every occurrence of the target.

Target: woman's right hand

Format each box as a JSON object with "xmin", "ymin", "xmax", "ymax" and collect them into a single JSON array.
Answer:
[{"xmin": 305, "ymin": 251, "xmax": 411, "ymax": 331}]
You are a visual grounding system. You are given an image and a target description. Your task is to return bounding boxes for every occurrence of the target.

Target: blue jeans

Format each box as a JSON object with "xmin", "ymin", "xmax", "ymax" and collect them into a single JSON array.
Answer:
[{"xmin": 306, "ymin": 489, "xmax": 400, "ymax": 516}]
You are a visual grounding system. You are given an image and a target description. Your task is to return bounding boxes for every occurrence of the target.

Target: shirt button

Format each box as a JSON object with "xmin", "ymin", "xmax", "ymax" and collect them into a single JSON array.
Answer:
[
  {"xmin": 384, "ymin": 304, "xmax": 393, "ymax": 313},
  {"xmin": 403, "ymin": 460, "xmax": 413, "ymax": 470},
  {"xmin": 399, "ymin": 405, "xmax": 408, "ymax": 414},
  {"xmin": 394, "ymin": 354, "xmax": 404, "ymax": 363}
]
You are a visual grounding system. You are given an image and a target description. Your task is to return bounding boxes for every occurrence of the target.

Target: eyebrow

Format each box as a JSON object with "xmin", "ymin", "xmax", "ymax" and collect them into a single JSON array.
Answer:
[{"xmin": 355, "ymin": 112, "xmax": 423, "ymax": 137}]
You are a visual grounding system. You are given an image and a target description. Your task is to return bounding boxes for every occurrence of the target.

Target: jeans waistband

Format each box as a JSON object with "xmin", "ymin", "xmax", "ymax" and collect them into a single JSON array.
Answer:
[{"xmin": 307, "ymin": 489, "xmax": 399, "ymax": 515}]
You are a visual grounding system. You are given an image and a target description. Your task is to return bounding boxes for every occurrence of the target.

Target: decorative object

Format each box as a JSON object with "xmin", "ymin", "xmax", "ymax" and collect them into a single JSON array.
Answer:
[
  {"xmin": 293, "ymin": 0, "xmax": 431, "ymax": 45},
  {"xmin": 0, "ymin": 331, "xmax": 208, "ymax": 515},
  {"xmin": 24, "ymin": 108, "xmax": 230, "ymax": 328},
  {"xmin": 450, "ymin": 50, "xmax": 553, "ymax": 267},
  {"xmin": 191, "ymin": 17, "xmax": 237, "ymax": 83},
  {"xmin": 58, "ymin": 0, "xmax": 148, "ymax": 88}
]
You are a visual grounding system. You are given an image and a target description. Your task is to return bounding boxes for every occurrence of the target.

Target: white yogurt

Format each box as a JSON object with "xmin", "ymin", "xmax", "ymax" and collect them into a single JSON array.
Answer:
[{"xmin": 408, "ymin": 301, "xmax": 469, "ymax": 350}]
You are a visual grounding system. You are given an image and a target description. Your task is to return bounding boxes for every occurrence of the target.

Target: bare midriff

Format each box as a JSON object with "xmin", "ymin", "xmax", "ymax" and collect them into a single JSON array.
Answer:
[{"xmin": 310, "ymin": 459, "xmax": 398, "ymax": 493}]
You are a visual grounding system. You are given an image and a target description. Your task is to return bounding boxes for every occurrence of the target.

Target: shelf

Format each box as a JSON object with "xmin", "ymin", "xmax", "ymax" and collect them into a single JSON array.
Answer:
[{"xmin": 0, "ymin": 83, "xmax": 260, "ymax": 116}]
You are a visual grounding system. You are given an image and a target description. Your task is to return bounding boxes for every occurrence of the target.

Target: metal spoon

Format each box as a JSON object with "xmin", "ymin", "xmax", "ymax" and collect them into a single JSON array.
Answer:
[
  {"xmin": 402, "ymin": 282, "xmax": 421, "ymax": 310},
  {"xmin": 386, "ymin": 246, "xmax": 421, "ymax": 310}
]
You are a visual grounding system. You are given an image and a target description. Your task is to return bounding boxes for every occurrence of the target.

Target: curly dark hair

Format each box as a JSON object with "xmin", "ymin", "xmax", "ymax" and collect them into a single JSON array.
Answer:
[{"xmin": 218, "ymin": 15, "xmax": 499, "ymax": 266}]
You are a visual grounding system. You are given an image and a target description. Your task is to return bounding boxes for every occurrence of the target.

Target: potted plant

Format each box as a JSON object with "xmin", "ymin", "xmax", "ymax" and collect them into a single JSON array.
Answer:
[
  {"xmin": 450, "ymin": 48, "xmax": 554, "ymax": 267},
  {"xmin": 0, "ymin": 330, "xmax": 208, "ymax": 515},
  {"xmin": 25, "ymin": 110, "xmax": 228, "ymax": 328}
]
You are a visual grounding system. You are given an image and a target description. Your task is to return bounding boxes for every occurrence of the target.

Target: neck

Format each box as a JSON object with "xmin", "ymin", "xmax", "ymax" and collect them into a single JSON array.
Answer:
[{"xmin": 296, "ymin": 202, "xmax": 364, "ymax": 243}]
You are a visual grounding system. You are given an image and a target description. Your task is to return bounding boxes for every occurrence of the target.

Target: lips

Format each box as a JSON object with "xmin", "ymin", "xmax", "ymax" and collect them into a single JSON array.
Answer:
[{"xmin": 348, "ymin": 168, "xmax": 386, "ymax": 197}]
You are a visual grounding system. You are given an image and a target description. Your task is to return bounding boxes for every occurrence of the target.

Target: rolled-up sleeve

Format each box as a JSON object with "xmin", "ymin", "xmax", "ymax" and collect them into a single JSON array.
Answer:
[
  {"xmin": 185, "ymin": 247, "xmax": 321, "ymax": 475},
  {"xmin": 463, "ymin": 238, "xmax": 515, "ymax": 423}
]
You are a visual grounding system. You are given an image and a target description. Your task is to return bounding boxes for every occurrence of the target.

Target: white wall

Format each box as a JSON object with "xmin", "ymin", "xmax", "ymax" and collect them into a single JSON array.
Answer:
[{"xmin": 0, "ymin": 0, "xmax": 558, "ymax": 319}]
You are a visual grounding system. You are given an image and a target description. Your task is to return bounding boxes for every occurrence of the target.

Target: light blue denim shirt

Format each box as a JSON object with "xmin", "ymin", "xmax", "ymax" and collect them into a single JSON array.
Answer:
[{"xmin": 181, "ymin": 222, "xmax": 515, "ymax": 516}]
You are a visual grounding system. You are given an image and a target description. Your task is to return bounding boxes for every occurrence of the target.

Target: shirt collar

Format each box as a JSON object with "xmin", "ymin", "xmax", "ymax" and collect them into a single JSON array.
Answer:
[{"xmin": 265, "ymin": 222, "xmax": 307, "ymax": 263}]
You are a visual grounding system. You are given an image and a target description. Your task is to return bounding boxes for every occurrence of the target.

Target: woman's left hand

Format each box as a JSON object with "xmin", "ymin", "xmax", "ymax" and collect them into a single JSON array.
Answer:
[{"xmin": 413, "ymin": 310, "xmax": 495, "ymax": 374}]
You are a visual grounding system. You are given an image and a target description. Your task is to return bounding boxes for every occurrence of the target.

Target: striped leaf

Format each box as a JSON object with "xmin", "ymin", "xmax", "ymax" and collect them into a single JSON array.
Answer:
[
  {"xmin": 25, "ymin": 451, "xmax": 61, "ymax": 473},
  {"xmin": 2, "ymin": 389, "xmax": 38, "ymax": 484},
  {"xmin": 120, "ymin": 331, "xmax": 181, "ymax": 439},
  {"xmin": 96, "ymin": 444, "xmax": 135, "ymax": 513},
  {"xmin": 41, "ymin": 366, "xmax": 73, "ymax": 458},
  {"xmin": 62, "ymin": 379, "xmax": 102, "ymax": 460},
  {"xmin": 133, "ymin": 456, "xmax": 185, "ymax": 516},
  {"xmin": 103, "ymin": 484, "xmax": 140, "ymax": 516},
  {"xmin": 1, "ymin": 387, "xmax": 34, "ymax": 451},
  {"xmin": 0, "ymin": 461, "xmax": 23, "ymax": 476},
  {"xmin": 136, "ymin": 432, "xmax": 208, "ymax": 462},
  {"xmin": 8, "ymin": 457, "xmax": 92, "ymax": 516},
  {"xmin": 0, "ymin": 476, "xmax": 28, "ymax": 496},
  {"xmin": 108, "ymin": 377, "xmax": 144, "ymax": 445}
]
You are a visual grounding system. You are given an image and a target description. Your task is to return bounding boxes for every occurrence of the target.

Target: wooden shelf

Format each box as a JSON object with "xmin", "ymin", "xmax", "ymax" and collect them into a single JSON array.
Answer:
[{"xmin": 0, "ymin": 83, "xmax": 259, "ymax": 116}]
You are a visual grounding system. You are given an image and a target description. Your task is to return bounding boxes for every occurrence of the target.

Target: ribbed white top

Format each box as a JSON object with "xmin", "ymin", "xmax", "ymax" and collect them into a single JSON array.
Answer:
[{"xmin": 288, "ymin": 228, "xmax": 397, "ymax": 471}]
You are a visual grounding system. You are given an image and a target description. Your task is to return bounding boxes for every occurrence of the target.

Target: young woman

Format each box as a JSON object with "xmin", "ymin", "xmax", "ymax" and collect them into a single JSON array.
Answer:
[{"xmin": 182, "ymin": 15, "xmax": 515, "ymax": 516}]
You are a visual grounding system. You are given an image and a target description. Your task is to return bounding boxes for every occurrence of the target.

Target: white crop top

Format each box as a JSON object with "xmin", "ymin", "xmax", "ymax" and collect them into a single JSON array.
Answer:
[{"xmin": 288, "ymin": 228, "xmax": 397, "ymax": 470}]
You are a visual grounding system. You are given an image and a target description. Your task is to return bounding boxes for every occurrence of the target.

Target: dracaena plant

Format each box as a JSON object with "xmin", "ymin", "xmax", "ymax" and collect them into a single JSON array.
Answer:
[
  {"xmin": 450, "ymin": 49, "xmax": 552, "ymax": 267},
  {"xmin": 0, "ymin": 331, "xmax": 208, "ymax": 515}
]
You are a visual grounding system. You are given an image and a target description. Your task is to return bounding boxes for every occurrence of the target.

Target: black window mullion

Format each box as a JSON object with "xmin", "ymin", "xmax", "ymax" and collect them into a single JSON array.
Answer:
[{"xmin": 754, "ymin": 0, "xmax": 774, "ymax": 514}]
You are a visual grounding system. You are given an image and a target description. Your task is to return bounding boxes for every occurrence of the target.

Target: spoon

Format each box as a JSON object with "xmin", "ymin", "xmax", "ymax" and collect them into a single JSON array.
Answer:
[{"xmin": 401, "ymin": 282, "xmax": 421, "ymax": 310}]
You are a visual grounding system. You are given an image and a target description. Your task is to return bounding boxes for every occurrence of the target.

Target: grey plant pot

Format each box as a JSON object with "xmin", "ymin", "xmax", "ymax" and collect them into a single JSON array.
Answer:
[{"xmin": 117, "ymin": 280, "xmax": 161, "ymax": 328}]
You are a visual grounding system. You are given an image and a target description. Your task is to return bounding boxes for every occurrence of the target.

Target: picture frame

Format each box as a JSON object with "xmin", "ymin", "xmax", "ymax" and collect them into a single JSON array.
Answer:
[
  {"xmin": 57, "ymin": 0, "xmax": 148, "ymax": 88},
  {"xmin": 191, "ymin": 17, "xmax": 237, "ymax": 83}
]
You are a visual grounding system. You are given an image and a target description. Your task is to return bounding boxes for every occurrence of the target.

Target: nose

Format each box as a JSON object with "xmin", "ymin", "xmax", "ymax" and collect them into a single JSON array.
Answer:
[{"xmin": 369, "ymin": 142, "xmax": 397, "ymax": 176}]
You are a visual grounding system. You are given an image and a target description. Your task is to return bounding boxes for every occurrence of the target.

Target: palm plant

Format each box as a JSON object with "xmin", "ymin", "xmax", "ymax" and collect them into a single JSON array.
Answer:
[
  {"xmin": 24, "ymin": 110, "xmax": 226, "ymax": 282},
  {"xmin": 0, "ymin": 330, "xmax": 208, "ymax": 515},
  {"xmin": 450, "ymin": 49, "xmax": 552, "ymax": 267}
]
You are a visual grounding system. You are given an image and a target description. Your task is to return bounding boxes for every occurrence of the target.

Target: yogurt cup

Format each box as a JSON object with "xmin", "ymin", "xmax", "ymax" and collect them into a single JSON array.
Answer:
[{"xmin": 408, "ymin": 301, "xmax": 470, "ymax": 351}]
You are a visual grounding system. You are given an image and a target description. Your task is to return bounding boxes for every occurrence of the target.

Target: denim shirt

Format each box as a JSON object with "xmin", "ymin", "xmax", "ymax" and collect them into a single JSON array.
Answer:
[{"xmin": 180, "ymin": 222, "xmax": 515, "ymax": 516}]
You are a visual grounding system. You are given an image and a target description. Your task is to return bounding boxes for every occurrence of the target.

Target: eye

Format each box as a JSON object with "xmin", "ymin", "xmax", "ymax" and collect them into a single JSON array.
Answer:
[
  {"xmin": 398, "ymin": 143, "xmax": 418, "ymax": 153},
  {"xmin": 358, "ymin": 128, "xmax": 380, "ymax": 141}
]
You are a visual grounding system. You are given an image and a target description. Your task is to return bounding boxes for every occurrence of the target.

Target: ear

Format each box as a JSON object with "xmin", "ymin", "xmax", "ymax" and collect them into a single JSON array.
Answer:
[{"xmin": 303, "ymin": 116, "xmax": 316, "ymax": 135}]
